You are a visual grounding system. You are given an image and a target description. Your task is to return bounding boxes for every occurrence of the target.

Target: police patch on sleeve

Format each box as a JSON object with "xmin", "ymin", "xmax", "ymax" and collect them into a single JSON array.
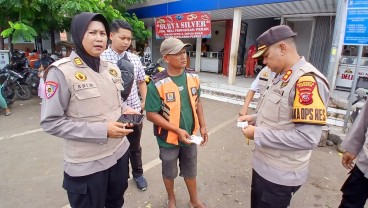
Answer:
[
  {"xmin": 292, "ymin": 75, "xmax": 326, "ymax": 125},
  {"xmin": 45, "ymin": 81, "xmax": 59, "ymax": 99}
]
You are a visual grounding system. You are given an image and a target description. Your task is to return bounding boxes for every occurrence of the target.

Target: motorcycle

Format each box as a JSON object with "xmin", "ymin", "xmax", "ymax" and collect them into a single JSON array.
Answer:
[
  {"xmin": 1, "ymin": 65, "xmax": 32, "ymax": 100},
  {"xmin": 25, "ymin": 68, "xmax": 40, "ymax": 95},
  {"xmin": 25, "ymin": 52, "xmax": 54, "ymax": 95},
  {"xmin": 144, "ymin": 58, "xmax": 165, "ymax": 84},
  {"xmin": 10, "ymin": 51, "xmax": 28, "ymax": 73}
]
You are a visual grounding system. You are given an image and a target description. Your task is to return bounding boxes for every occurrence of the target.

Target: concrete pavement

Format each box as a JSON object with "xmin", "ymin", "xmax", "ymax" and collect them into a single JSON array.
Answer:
[{"xmin": 0, "ymin": 96, "xmax": 349, "ymax": 208}]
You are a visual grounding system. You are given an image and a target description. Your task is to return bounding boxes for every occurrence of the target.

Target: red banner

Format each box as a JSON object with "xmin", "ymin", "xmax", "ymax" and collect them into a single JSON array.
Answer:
[{"xmin": 155, "ymin": 11, "xmax": 211, "ymax": 39}]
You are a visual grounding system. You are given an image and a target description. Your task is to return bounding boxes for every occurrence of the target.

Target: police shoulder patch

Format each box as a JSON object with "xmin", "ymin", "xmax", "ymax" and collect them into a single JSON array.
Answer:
[
  {"xmin": 45, "ymin": 81, "xmax": 59, "ymax": 99},
  {"xmin": 292, "ymin": 75, "xmax": 326, "ymax": 125}
]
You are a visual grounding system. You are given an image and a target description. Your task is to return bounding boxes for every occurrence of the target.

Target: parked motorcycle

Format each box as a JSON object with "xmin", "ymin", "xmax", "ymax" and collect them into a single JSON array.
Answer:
[
  {"xmin": 10, "ymin": 50, "xmax": 28, "ymax": 73},
  {"xmin": 144, "ymin": 58, "xmax": 165, "ymax": 84},
  {"xmin": 1, "ymin": 65, "xmax": 32, "ymax": 100},
  {"xmin": 25, "ymin": 68, "xmax": 40, "ymax": 95},
  {"xmin": 26, "ymin": 51, "xmax": 54, "ymax": 95}
]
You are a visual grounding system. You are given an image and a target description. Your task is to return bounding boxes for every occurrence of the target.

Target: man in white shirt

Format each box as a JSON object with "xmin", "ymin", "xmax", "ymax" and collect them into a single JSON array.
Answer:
[{"xmin": 101, "ymin": 19, "xmax": 148, "ymax": 191}]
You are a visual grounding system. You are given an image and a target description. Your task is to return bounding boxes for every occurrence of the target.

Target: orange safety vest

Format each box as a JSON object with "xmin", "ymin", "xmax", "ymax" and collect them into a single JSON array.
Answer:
[{"xmin": 152, "ymin": 70, "xmax": 200, "ymax": 145}]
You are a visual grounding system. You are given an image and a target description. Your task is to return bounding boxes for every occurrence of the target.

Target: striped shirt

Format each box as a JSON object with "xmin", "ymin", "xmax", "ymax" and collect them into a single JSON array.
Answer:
[{"xmin": 101, "ymin": 46, "xmax": 145, "ymax": 111}]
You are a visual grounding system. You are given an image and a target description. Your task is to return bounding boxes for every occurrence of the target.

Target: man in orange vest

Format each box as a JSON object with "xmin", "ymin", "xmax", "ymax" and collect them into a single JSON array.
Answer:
[{"xmin": 146, "ymin": 37, "xmax": 208, "ymax": 208}]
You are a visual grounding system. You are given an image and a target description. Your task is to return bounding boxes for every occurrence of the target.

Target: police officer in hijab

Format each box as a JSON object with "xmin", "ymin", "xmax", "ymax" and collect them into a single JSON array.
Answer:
[{"xmin": 40, "ymin": 12, "xmax": 139, "ymax": 207}]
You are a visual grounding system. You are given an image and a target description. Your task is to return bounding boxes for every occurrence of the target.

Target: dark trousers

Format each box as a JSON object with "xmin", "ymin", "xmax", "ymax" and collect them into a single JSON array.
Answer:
[
  {"xmin": 339, "ymin": 165, "xmax": 368, "ymax": 208},
  {"xmin": 126, "ymin": 122, "xmax": 143, "ymax": 178},
  {"xmin": 251, "ymin": 169, "xmax": 300, "ymax": 208},
  {"xmin": 62, "ymin": 151, "xmax": 129, "ymax": 208}
]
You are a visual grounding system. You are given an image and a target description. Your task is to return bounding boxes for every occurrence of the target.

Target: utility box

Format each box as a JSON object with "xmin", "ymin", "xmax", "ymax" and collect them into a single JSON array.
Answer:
[{"xmin": 0, "ymin": 50, "xmax": 10, "ymax": 70}]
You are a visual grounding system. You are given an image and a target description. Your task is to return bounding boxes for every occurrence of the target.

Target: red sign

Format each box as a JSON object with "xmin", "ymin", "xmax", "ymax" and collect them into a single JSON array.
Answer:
[{"xmin": 155, "ymin": 11, "xmax": 211, "ymax": 39}]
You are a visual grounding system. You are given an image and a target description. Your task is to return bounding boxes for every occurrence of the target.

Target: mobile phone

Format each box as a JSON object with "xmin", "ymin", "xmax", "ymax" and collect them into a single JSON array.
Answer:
[{"xmin": 117, "ymin": 114, "xmax": 145, "ymax": 125}]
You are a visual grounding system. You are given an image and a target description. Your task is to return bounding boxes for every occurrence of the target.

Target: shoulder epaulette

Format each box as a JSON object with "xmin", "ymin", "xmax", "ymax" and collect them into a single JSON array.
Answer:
[{"xmin": 51, "ymin": 57, "xmax": 70, "ymax": 67}]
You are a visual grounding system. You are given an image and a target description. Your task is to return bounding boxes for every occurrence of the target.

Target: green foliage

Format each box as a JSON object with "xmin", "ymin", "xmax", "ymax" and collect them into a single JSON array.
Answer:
[
  {"xmin": 0, "ymin": 0, "xmax": 150, "ymax": 43},
  {"xmin": 1, "ymin": 21, "xmax": 37, "ymax": 43},
  {"xmin": 125, "ymin": 13, "xmax": 151, "ymax": 41}
]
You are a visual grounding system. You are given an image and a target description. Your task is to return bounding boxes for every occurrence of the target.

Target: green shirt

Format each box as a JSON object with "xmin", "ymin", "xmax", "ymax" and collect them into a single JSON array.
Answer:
[{"xmin": 145, "ymin": 71, "xmax": 201, "ymax": 147}]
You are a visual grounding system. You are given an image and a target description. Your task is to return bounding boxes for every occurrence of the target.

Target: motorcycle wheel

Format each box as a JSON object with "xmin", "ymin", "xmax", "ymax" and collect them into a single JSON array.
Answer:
[
  {"xmin": 30, "ymin": 87, "xmax": 38, "ymax": 96},
  {"xmin": 15, "ymin": 84, "xmax": 32, "ymax": 100}
]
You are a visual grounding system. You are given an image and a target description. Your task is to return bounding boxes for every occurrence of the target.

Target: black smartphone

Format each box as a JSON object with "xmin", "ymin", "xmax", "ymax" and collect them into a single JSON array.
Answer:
[{"xmin": 117, "ymin": 114, "xmax": 145, "ymax": 125}]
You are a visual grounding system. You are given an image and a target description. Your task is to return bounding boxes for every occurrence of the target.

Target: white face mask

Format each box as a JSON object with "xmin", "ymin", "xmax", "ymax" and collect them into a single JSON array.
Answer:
[{"xmin": 62, "ymin": 51, "xmax": 67, "ymax": 57}]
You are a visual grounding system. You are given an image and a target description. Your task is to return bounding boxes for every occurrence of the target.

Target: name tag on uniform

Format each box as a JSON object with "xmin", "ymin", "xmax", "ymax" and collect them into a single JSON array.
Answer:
[
  {"xmin": 112, "ymin": 78, "xmax": 123, "ymax": 83},
  {"xmin": 73, "ymin": 82, "xmax": 97, "ymax": 91}
]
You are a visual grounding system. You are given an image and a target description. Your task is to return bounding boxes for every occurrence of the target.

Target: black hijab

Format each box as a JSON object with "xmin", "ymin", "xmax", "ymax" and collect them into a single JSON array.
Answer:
[{"xmin": 71, "ymin": 12, "xmax": 110, "ymax": 72}]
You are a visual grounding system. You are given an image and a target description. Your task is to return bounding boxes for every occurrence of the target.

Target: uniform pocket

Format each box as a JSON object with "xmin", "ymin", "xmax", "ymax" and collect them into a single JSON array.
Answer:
[
  {"xmin": 62, "ymin": 173, "xmax": 92, "ymax": 207},
  {"xmin": 261, "ymin": 190, "xmax": 292, "ymax": 207},
  {"xmin": 115, "ymin": 83, "xmax": 123, "ymax": 106},
  {"xmin": 62, "ymin": 173, "xmax": 87, "ymax": 194},
  {"xmin": 74, "ymin": 87, "xmax": 102, "ymax": 117},
  {"xmin": 262, "ymin": 91, "xmax": 281, "ymax": 122}
]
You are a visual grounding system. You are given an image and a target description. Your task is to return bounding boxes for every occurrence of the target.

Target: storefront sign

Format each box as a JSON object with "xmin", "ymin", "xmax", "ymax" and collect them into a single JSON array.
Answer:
[
  {"xmin": 336, "ymin": 64, "xmax": 368, "ymax": 88},
  {"xmin": 155, "ymin": 11, "xmax": 211, "ymax": 39},
  {"xmin": 344, "ymin": 0, "xmax": 368, "ymax": 45}
]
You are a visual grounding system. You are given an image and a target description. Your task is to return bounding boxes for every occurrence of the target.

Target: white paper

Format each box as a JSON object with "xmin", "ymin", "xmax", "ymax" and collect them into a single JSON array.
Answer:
[
  {"xmin": 189, "ymin": 135, "xmax": 203, "ymax": 145},
  {"xmin": 237, "ymin": 121, "xmax": 248, "ymax": 128}
]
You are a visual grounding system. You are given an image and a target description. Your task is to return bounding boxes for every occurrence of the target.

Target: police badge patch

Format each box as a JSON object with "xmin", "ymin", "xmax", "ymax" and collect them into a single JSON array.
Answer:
[
  {"xmin": 75, "ymin": 72, "xmax": 87, "ymax": 81},
  {"xmin": 296, "ymin": 79, "xmax": 316, "ymax": 105},
  {"xmin": 109, "ymin": 69, "xmax": 118, "ymax": 77},
  {"xmin": 166, "ymin": 92, "xmax": 175, "ymax": 102},
  {"xmin": 45, "ymin": 81, "xmax": 59, "ymax": 99},
  {"xmin": 292, "ymin": 75, "xmax": 327, "ymax": 125}
]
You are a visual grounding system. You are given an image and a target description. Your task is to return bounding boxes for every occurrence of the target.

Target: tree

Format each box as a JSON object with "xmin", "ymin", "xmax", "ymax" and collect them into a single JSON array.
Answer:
[{"xmin": 0, "ymin": 0, "xmax": 151, "ymax": 52}]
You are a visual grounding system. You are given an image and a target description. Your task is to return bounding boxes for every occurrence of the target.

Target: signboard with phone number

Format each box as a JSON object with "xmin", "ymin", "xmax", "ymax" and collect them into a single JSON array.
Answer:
[
  {"xmin": 344, "ymin": 0, "xmax": 368, "ymax": 45},
  {"xmin": 155, "ymin": 11, "xmax": 211, "ymax": 39}
]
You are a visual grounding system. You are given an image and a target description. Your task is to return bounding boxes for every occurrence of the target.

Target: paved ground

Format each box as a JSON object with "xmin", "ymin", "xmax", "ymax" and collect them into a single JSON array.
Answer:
[{"xmin": 0, "ymin": 96, "xmax": 350, "ymax": 208}]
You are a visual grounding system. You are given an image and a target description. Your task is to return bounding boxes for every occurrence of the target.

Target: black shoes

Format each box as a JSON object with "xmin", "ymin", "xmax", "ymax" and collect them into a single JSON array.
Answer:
[{"xmin": 134, "ymin": 175, "xmax": 147, "ymax": 191}]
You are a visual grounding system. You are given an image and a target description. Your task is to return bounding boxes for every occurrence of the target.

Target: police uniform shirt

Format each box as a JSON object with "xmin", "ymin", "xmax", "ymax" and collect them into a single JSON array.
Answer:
[
  {"xmin": 250, "ymin": 67, "xmax": 276, "ymax": 93},
  {"xmin": 252, "ymin": 57, "xmax": 330, "ymax": 186},
  {"xmin": 40, "ymin": 53, "xmax": 130, "ymax": 177},
  {"xmin": 341, "ymin": 100, "xmax": 368, "ymax": 178}
]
